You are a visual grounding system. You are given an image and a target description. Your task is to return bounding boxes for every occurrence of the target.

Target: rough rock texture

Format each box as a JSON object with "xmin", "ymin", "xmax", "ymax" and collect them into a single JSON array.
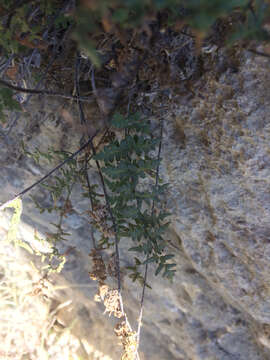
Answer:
[{"xmin": 1, "ymin": 44, "xmax": 270, "ymax": 360}]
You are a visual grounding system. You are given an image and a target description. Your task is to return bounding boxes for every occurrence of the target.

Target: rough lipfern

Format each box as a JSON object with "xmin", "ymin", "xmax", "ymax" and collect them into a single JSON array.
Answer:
[{"xmin": 94, "ymin": 112, "xmax": 176, "ymax": 281}]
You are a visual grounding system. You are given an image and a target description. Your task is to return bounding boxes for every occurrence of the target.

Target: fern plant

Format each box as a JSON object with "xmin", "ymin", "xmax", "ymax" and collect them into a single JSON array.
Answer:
[
  {"xmin": 19, "ymin": 111, "xmax": 176, "ymax": 281},
  {"xmin": 94, "ymin": 112, "xmax": 176, "ymax": 281}
]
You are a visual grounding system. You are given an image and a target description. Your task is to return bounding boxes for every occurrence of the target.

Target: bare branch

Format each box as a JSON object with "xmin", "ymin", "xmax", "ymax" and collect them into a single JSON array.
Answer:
[{"xmin": 0, "ymin": 78, "xmax": 94, "ymax": 103}]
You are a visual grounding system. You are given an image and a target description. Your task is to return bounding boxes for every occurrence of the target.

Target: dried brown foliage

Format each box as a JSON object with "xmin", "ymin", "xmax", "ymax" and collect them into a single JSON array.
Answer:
[
  {"xmin": 97, "ymin": 285, "xmax": 123, "ymax": 318},
  {"xmin": 89, "ymin": 249, "xmax": 139, "ymax": 359},
  {"xmin": 88, "ymin": 205, "xmax": 115, "ymax": 238},
  {"xmin": 89, "ymin": 248, "xmax": 107, "ymax": 282},
  {"xmin": 89, "ymin": 249, "xmax": 123, "ymax": 318},
  {"xmin": 114, "ymin": 321, "xmax": 137, "ymax": 360}
]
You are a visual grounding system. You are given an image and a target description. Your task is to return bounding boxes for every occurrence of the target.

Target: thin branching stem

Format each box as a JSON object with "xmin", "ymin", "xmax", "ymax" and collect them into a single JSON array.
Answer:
[
  {"xmin": 58, "ymin": 182, "xmax": 75, "ymax": 228},
  {"xmin": 89, "ymin": 68, "xmax": 124, "ymax": 292},
  {"xmin": 74, "ymin": 54, "xmax": 99, "ymax": 249},
  {"xmin": 0, "ymin": 132, "xmax": 99, "ymax": 211},
  {"xmin": 86, "ymin": 68, "xmax": 122, "ymax": 292},
  {"xmin": 135, "ymin": 117, "xmax": 164, "ymax": 356},
  {"xmin": 74, "ymin": 55, "xmax": 122, "ymax": 261},
  {"xmin": 89, "ymin": 68, "xmax": 136, "ymax": 337},
  {"xmin": 75, "ymin": 55, "xmax": 94, "ymax": 207}
]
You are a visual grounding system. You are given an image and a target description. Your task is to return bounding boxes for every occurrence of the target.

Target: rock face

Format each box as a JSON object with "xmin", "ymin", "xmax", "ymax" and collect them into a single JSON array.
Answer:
[{"xmin": 1, "ymin": 45, "xmax": 270, "ymax": 360}]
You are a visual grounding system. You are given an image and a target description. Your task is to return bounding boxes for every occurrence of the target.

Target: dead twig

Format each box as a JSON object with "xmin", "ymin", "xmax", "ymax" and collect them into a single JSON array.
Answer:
[{"xmin": 0, "ymin": 78, "xmax": 94, "ymax": 102}]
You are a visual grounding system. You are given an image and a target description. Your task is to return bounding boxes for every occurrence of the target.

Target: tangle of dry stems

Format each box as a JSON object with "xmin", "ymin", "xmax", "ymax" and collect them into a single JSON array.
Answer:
[{"xmin": 89, "ymin": 249, "xmax": 138, "ymax": 360}]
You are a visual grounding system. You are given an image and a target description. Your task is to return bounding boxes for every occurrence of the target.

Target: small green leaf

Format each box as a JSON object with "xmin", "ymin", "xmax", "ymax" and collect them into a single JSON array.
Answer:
[
  {"xmin": 143, "ymin": 256, "xmax": 158, "ymax": 264},
  {"xmin": 129, "ymin": 245, "xmax": 143, "ymax": 253},
  {"xmin": 155, "ymin": 263, "xmax": 164, "ymax": 276}
]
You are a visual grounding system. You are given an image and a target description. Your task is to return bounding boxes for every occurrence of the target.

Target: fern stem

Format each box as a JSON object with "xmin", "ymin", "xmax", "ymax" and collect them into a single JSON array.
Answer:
[
  {"xmin": 0, "ymin": 133, "xmax": 98, "ymax": 211},
  {"xmin": 136, "ymin": 117, "xmax": 164, "ymax": 355},
  {"xmin": 75, "ymin": 60, "xmax": 125, "ymax": 318}
]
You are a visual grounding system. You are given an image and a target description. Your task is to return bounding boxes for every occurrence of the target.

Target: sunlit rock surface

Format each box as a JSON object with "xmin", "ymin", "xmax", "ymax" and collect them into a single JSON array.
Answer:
[{"xmin": 1, "ymin": 46, "xmax": 270, "ymax": 359}]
